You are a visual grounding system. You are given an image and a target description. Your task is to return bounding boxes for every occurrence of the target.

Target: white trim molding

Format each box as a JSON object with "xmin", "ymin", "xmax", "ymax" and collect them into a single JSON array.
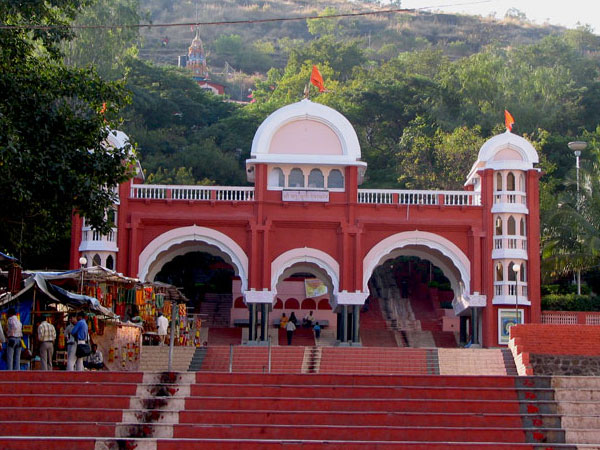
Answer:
[
  {"xmin": 137, "ymin": 225, "xmax": 248, "ymax": 291},
  {"xmin": 362, "ymin": 230, "xmax": 471, "ymax": 297}
]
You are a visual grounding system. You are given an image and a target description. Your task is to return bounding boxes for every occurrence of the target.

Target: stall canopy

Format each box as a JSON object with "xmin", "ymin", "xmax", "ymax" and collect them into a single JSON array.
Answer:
[{"xmin": 0, "ymin": 273, "xmax": 117, "ymax": 318}]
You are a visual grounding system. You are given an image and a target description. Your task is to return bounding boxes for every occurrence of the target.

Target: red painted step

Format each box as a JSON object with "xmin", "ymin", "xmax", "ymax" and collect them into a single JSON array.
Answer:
[
  {"xmin": 0, "ymin": 439, "xmax": 547, "ymax": 450},
  {"xmin": 184, "ymin": 397, "xmax": 522, "ymax": 414},
  {"xmin": 178, "ymin": 410, "xmax": 525, "ymax": 428},
  {"xmin": 188, "ymin": 384, "xmax": 521, "ymax": 400},
  {"xmin": 0, "ymin": 371, "xmax": 143, "ymax": 383},
  {"xmin": 208, "ymin": 327, "xmax": 242, "ymax": 346},
  {"xmin": 0, "ymin": 422, "xmax": 115, "ymax": 437},
  {"xmin": 0, "ymin": 382, "xmax": 138, "ymax": 396},
  {"xmin": 278, "ymin": 327, "xmax": 315, "ymax": 346},
  {"xmin": 192, "ymin": 372, "xmax": 521, "ymax": 388},
  {"xmin": 3, "ymin": 394, "xmax": 132, "ymax": 409},
  {"xmin": 171, "ymin": 423, "xmax": 528, "ymax": 442},
  {"xmin": 1, "ymin": 408, "xmax": 124, "ymax": 423}
]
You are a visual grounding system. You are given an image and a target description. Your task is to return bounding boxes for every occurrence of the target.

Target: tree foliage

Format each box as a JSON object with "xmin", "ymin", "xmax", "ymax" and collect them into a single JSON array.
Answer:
[{"xmin": 0, "ymin": 0, "xmax": 133, "ymax": 263}]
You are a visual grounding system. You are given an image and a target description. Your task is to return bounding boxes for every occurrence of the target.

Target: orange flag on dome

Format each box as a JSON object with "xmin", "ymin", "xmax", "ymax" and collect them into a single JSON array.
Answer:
[
  {"xmin": 504, "ymin": 110, "xmax": 515, "ymax": 132},
  {"xmin": 310, "ymin": 65, "xmax": 325, "ymax": 92}
]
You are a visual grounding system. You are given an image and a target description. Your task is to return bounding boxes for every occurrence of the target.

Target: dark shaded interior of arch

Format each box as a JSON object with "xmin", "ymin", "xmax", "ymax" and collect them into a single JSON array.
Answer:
[
  {"xmin": 370, "ymin": 255, "xmax": 451, "ymax": 301},
  {"xmin": 154, "ymin": 251, "xmax": 234, "ymax": 310}
]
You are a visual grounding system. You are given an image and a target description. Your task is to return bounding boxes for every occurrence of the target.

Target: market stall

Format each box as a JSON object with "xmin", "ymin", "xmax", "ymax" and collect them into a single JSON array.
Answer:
[{"xmin": 0, "ymin": 267, "xmax": 187, "ymax": 371}]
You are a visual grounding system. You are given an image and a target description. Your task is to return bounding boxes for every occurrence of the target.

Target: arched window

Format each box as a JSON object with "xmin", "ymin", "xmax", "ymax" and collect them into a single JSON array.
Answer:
[
  {"xmin": 520, "ymin": 218, "xmax": 526, "ymax": 236},
  {"xmin": 495, "ymin": 216, "xmax": 503, "ymax": 235},
  {"xmin": 507, "ymin": 172, "xmax": 516, "ymax": 191},
  {"xmin": 92, "ymin": 254, "xmax": 102, "ymax": 266},
  {"xmin": 519, "ymin": 174, "xmax": 526, "ymax": 192},
  {"xmin": 308, "ymin": 169, "xmax": 324, "ymax": 188},
  {"xmin": 495, "ymin": 263, "xmax": 504, "ymax": 281},
  {"xmin": 268, "ymin": 168, "xmax": 285, "ymax": 188},
  {"xmin": 507, "ymin": 216, "xmax": 516, "ymax": 235},
  {"xmin": 496, "ymin": 173, "xmax": 503, "ymax": 191},
  {"xmin": 508, "ymin": 261, "xmax": 518, "ymax": 281},
  {"xmin": 106, "ymin": 255, "xmax": 114, "ymax": 270},
  {"xmin": 328, "ymin": 169, "xmax": 344, "ymax": 189},
  {"xmin": 288, "ymin": 168, "xmax": 304, "ymax": 188}
]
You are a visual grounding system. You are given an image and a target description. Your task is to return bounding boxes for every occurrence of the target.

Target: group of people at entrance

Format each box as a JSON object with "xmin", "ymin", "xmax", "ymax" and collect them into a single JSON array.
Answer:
[
  {"xmin": 279, "ymin": 311, "xmax": 321, "ymax": 345},
  {"xmin": 1, "ymin": 309, "xmax": 103, "ymax": 371}
]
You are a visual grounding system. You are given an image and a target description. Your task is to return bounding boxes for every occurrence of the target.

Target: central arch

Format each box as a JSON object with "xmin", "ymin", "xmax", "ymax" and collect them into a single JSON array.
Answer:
[
  {"xmin": 138, "ymin": 225, "xmax": 249, "ymax": 292},
  {"xmin": 271, "ymin": 248, "xmax": 340, "ymax": 306},
  {"xmin": 363, "ymin": 231, "xmax": 471, "ymax": 298}
]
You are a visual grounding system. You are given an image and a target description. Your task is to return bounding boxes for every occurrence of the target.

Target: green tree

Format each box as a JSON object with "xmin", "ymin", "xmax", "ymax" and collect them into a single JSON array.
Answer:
[
  {"xmin": 63, "ymin": 0, "xmax": 142, "ymax": 79},
  {"xmin": 0, "ymin": 0, "xmax": 134, "ymax": 263}
]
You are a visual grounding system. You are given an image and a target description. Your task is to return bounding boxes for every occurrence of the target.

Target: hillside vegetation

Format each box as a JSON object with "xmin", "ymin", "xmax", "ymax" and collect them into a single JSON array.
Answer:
[{"xmin": 25, "ymin": 0, "xmax": 600, "ymax": 289}]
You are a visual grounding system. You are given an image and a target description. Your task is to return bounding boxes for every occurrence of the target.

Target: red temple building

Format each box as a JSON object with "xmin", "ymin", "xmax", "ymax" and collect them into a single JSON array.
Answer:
[{"xmin": 71, "ymin": 99, "xmax": 541, "ymax": 347}]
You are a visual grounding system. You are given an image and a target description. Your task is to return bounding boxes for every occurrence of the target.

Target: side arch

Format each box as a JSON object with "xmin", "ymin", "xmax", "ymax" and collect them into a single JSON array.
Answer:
[
  {"xmin": 363, "ymin": 231, "xmax": 471, "ymax": 296},
  {"xmin": 137, "ymin": 225, "xmax": 249, "ymax": 291}
]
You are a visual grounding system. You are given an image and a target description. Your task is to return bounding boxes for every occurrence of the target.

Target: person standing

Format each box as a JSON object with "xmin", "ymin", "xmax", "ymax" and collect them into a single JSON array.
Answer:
[
  {"xmin": 70, "ymin": 312, "xmax": 88, "ymax": 371},
  {"xmin": 65, "ymin": 314, "xmax": 77, "ymax": 371},
  {"xmin": 156, "ymin": 312, "xmax": 169, "ymax": 346},
  {"xmin": 37, "ymin": 314, "xmax": 56, "ymax": 370},
  {"xmin": 6, "ymin": 308, "xmax": 23, "ymax": 371},
  {"xmin": 285, "ymin": 319, "xmax": 296, "ymax": 345}
]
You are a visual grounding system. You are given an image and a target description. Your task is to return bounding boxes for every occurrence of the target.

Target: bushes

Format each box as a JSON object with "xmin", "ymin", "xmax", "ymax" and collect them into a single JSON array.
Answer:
[{"xmin": 542, "ymin": 294, "xmax": 600, "ymax": 311}]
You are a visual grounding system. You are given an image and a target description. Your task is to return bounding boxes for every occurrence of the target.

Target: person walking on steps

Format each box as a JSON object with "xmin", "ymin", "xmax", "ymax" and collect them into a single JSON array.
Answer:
[{"xmin": 286, "ymin": 319, "xmax": 296, "ymax": 345}]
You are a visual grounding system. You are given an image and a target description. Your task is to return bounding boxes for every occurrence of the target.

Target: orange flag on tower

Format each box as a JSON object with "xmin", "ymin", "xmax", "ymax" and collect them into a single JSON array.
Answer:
[
  {"xmin": 310, "ymin": 65, "xmax": 325, "ymax": 92},
  {"xmin": 504, "ymin": 110, "xmax": 515, "ymax": 132}
]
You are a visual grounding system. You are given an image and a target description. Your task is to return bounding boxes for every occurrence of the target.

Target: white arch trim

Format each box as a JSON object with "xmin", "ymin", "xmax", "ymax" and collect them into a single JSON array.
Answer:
[
  {"xmin": 138, "ymin": 225, "xmax": 249, "ymax": 291},
  {"xmin": 271, "ymin": 247, "xmax": 340, "ymax": 296},
  {"xmin": 363, "ymin": 231, "xmax": 471, "ymax": 295}
]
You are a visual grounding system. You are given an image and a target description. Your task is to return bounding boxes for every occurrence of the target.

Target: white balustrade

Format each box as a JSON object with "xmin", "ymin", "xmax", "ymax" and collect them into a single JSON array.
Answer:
[
  {"xmin": 357, "ymin": 189, "xmax": 481, "ymax": 206},
  {"xmin": 494, "ymin": 282, "xmax": 528, "ymax": 297},
  {"xmin": 493, "ymin": 235, "xmax": 527, "ymax": 250},
  {"xmin": 130, "ymin": 184, "xmax": 255, "ymax": 202},
  {"xmin": 494, "ymin": 191, "xmax": 527, "ymax": 205}
]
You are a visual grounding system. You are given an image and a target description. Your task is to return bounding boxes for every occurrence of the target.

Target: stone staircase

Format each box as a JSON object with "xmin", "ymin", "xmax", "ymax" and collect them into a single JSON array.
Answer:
[
  {"xmin": 139, "ymin": 346, "xmax": 197, "ymax": 372},
  {"xmin": 553, "ymin": 376, "xmax": 600, "ymax": 446},
  {"xmin": 301, "ymin": 346, "xmax": 322, "ymax": 373},
  {"xmin": 198, "ymin": 293, "xmax": 233, "ymax": 327},
  {"xmin": 1, "ymin": 370, "xmax": 593, "ymax": 449}
]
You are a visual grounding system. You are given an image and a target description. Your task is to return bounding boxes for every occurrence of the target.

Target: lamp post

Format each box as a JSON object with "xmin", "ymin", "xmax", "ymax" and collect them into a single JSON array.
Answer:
[
  {"xmin": 568, "ymin": 141, "xmax": 587, "ymax": 295},
  {"xmin": 512, "ymin": 263, "xmax": 521, "ymax": 326},
  {"xmin": 78, "ymin": 256, "xmax": 87, "ymax": 295}
]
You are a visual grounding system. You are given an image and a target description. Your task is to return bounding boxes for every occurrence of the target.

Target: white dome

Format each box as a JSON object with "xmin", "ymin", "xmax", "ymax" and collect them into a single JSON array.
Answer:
[{"xmin": 248, "ymin": 99, "xmax": 363, "ymax": 166}]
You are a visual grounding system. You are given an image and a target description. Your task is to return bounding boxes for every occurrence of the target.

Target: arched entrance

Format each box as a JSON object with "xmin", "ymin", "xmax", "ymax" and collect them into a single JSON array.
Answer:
[
  {"xmin": 138, "ymin": 225, "xmax": 248, "ymax": 326},
  {"xmin": 243, "ymin": 248, "xmax": 340, "ymax": 343},
  {"xmin": 363, "ymin": 231, "xmax": 478, "ymax": 347}
]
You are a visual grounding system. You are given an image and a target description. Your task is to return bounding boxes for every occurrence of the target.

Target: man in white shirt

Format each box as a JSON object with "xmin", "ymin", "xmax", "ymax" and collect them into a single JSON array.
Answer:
[
  {"xmin": 156, "ymin": 312, "xmax": 169, "ymax": 345},
  {"xmin": 37, "ymin": 314, "xmax": 56, "ymax": 370}
]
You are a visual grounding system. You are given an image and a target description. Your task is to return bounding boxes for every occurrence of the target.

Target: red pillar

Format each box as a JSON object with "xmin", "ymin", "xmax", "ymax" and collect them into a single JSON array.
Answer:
[
  {"xmin": 480, "ymin": 169, "xmax": 496, "ymax": 347},
  {"xmin": 527, "ymin": 169, "xmax": 542, "ymax": 323}
]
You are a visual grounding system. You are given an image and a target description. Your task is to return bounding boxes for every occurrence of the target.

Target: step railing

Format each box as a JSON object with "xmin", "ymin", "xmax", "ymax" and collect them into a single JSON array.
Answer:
[{"xmin": 358, "ymin": 189, "xmax": 481, "ymax": 206}]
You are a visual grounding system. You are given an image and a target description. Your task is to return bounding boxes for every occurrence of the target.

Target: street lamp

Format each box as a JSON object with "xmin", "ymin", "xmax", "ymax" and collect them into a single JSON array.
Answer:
[
  {"xmin": 568, "ymin": 141, "xmax": 587, "ymax": 295},
  {"xmin": 512, "ymin": 263, "xmax": 521, "ymax": 326},
  {"xmin": 78, "ymin": 256, "xmax": 87, "ymax": 295}
]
